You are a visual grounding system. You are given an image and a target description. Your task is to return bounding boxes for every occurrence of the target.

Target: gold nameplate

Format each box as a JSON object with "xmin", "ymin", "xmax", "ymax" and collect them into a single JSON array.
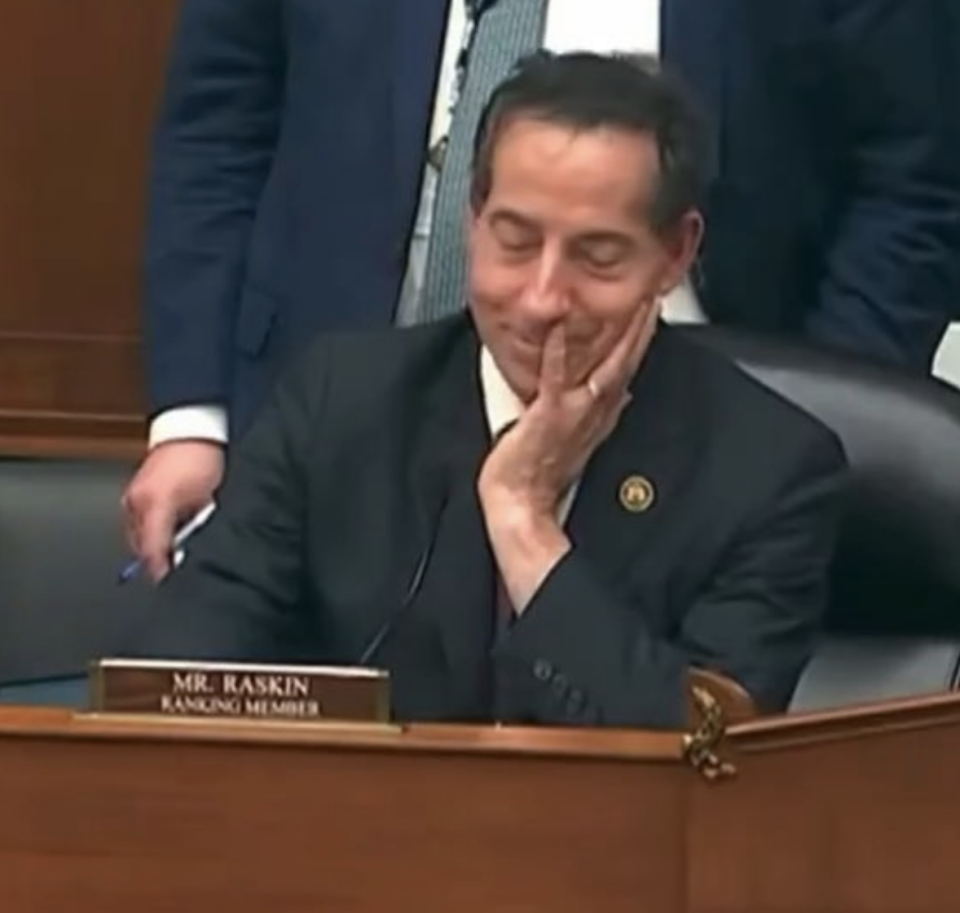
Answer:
[{"xmin": 89, "ymin": 658, "xmax": 390, "ymax": 724}]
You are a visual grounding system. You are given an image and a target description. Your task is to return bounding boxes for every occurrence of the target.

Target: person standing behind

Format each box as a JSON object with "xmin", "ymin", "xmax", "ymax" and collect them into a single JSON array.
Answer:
[
  {"xmin": 124, "ymin": 0, "xmax": 453, "ymax": 578},
  {"xmin": 124, "ymin": 0, "xmax": 960, "ymax": 580}
]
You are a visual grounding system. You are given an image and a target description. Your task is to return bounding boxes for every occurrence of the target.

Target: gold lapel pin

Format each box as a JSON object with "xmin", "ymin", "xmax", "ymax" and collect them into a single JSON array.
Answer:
[{"xmin": 619, "ymin": 475, "xmax": 656, "ymax": 513}]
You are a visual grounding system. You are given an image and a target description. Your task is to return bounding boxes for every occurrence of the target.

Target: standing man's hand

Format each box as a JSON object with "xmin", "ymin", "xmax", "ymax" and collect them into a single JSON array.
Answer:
[{"xmin": 121, "ymin": 441, "xmax": 225, "ymax": 581}]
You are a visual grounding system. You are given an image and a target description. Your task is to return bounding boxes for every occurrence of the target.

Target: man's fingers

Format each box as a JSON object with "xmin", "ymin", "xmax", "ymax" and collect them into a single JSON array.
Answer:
[
  {"xmin": 119, "ymin": 441, "xmax": 226, "ymax": 581},
  {"xmin": 626, "ymin": 297, "xmax": 661, "ymax": 373},
  {"xmin": 617, "ymin": 296, "xmax": 660, "ymax": 371},
  {"xmin": 138, "ymin": 501, "xmax": 178, "ymax": 582},
  {"xmin": 589, "ymin": 298, "xmax": 661, "ymax": 395},
  {"xmin": 120, "ymin": 491, "xmax": 141, "ymax": 556},
  {"xmin": 538, "ymin": 323, "xmax": 568, "ymax": 400}
]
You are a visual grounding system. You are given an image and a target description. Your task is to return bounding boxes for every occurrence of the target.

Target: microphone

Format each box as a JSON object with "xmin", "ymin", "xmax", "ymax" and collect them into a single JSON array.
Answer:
[{"xmin": 356, "ymin": 486, "xmax": 450, "ymax": 666}]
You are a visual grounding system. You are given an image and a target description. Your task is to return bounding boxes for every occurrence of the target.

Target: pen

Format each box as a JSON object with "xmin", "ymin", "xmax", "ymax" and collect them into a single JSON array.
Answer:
[{"xmin": 117, "ymin": 502, "xmax": 216, "ymax": 584}]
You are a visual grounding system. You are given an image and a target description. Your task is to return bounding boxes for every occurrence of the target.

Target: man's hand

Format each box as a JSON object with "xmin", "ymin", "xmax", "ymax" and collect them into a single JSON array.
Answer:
[
  {"xmin": 478, "ymin": 301, "xmax": 660, "ymax": 611},
  {"xmin": 478, "ymin": 301, "xmax": 660, "ymax": 518},
  {"xmin": 121, "ymin": 441, "xmax": 225, "ymax": 582}
]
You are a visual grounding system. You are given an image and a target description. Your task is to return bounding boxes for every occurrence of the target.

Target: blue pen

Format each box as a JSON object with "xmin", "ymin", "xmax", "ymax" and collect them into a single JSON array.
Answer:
[{"xmin": 118, "ymin": 502, "xmax": 216, "ymax": 583}]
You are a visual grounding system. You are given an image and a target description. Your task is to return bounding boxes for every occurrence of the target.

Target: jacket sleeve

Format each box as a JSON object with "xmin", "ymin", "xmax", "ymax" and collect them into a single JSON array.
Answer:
[
  {"xmin": 805, "ymin": 0, "xmax": 960, "ymax": 368},
  {"xmin": 492, "ymin": 430, "xmax": 848, "ymax": 729},
  {"xmin": 143, "ymin": 0, "xmax": 284, "ymax": 414}
]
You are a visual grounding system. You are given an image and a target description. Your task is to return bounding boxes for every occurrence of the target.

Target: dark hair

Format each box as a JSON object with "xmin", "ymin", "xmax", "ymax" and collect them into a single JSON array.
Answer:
[{"xmin": 470, "ymin": 51, "xmax": 709, "ymax": 233}]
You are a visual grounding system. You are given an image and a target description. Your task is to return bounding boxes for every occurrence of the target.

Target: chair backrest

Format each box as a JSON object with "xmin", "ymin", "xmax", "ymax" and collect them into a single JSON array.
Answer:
[
  {"xmin": 0, "ymin": 458, "xmax": 153, "ymax": 684},
  {"xmin": 681, "ymin": 326, "xmax": 960, "ymax": 709}
]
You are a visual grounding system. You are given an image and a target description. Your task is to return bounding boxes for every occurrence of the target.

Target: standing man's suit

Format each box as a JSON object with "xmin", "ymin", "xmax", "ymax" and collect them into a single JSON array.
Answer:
[
  {"xmin": 144, "ymin": 0, "xmax": 960, "ymax": 436},
  {"xmin": 145, "ymin": 0, "xmax": 451, "ymax": 433}
]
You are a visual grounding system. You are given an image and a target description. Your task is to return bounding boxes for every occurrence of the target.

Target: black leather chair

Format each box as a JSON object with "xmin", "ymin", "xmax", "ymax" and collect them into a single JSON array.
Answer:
[
  {"xmin": 0, "ymin": 458, "xmax": 153, "ymax": 696},
  {"xmin": 681, "ymin": 326, "xmax": 960, "ymax": 711}
]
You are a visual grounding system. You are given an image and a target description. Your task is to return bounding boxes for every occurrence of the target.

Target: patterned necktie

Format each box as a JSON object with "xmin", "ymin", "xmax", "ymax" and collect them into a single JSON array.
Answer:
[{"xmin": 406, "ymin": 0, "xmax": 549, "ymax": 325}]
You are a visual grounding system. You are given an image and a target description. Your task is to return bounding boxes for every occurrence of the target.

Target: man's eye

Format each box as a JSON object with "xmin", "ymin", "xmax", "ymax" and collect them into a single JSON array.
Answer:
[
  {"xmin": 574, "ymin": 242, "xmax": 629, "ymax": 272},
  {"xmin": 585, "ymin": 255, "xmax": 621, "ymax": 269},
  {"xmin": 581, "ymin": 252, "xmax": 624, "ymax": 272},
  {"xmin": 497, "ymin": 233, "xmax": 538, "ymax": 253}
]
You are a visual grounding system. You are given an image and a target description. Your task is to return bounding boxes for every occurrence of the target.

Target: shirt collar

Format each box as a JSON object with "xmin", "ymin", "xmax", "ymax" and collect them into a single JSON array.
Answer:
[{"xmin": 479, "ymin": 346, "xmax": 526, "ymax": 440}]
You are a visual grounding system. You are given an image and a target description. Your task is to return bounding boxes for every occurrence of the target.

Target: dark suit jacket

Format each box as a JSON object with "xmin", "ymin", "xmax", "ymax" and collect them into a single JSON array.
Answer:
[
  {"xmin": 688, "ymin": 0, "xmax": 960, "ymax": 371},
  {"xmin": 143, "ymin": 0, "xmax": 451, "ymax": 430},
  {"xmin": 143, "ymin": 0, "xmax": 960, "ymax": 435},
  {"xmin": 130, "ymin": 317, "xmax": 848, "ymax": 729}
]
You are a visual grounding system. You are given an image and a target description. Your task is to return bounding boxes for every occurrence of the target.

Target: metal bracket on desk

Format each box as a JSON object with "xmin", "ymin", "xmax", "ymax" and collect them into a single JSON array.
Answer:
[{"xmin": 683, "ymin": 685, "xmax": 737, "ymax": 782}]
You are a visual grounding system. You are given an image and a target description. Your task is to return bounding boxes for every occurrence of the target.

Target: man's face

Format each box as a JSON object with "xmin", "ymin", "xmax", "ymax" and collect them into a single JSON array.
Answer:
[{"xmin": 467, "ymin": 117, "xmax": 700, "ymax": 402}]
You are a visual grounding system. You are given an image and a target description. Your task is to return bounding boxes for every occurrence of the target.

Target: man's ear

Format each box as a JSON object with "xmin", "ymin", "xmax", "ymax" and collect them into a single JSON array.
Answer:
[{"xmin": 657, "ymin": 209, "xmax": 704, "ymax": 297}]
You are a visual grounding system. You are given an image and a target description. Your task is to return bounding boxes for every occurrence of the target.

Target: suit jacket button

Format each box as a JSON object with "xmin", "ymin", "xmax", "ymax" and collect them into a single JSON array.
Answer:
[
  {"xmin": 533, "ymin": 660, "xmax": 553, "ymax": 682},
  {"xmin": 551, "ymin": 673, "xmax": 569, "ymax": 699}
]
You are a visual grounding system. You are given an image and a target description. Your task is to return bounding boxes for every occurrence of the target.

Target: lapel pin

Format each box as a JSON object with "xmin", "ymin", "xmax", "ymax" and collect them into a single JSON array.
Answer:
[{"xmin": 619, "ymin": 475, "xmax": 656, "ymax": 513}]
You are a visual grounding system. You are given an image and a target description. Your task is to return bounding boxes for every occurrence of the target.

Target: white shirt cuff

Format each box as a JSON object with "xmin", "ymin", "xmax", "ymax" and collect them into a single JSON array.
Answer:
[{"xmin": 148, "ymin": 405, "xmax": 229, "ymax": 449}]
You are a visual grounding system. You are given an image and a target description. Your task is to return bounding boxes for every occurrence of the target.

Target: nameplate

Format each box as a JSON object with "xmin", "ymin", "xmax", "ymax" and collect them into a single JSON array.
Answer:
[{"xmin": 89, "ymin": 659, "xmax": 390, "ymax": 724}]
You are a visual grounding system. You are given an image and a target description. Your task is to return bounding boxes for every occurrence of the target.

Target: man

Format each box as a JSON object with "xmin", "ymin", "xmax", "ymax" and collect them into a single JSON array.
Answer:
[
  {"xmin": 124, "ymin": 0, "xmax": 951, "ymax": 579},
  {"xmin": 129, "ymin": 54, "xmax": 848, "ymax": 730}
]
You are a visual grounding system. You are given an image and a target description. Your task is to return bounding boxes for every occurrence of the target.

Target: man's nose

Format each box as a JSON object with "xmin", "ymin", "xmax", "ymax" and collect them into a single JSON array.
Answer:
[{"xmin": 520, "ymin": 248, "xmax": 571, "ymax": 320}]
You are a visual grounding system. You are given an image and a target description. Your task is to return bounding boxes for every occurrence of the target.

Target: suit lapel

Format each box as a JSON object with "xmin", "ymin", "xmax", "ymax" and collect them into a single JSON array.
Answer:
[
  {"xmin": 388, "ymin": 0, "xmax": 452, "ymax": 230},
  {"xmin": 661, "ymin": 0, "xmax": 726, "ymax": 180},
  {"xmin": 406, "ymin": 318, "xmax": 496, "ymax": 716},
  {"xmin": 567, "ymin": 327, "xmax": 700, "ymax": 582}
]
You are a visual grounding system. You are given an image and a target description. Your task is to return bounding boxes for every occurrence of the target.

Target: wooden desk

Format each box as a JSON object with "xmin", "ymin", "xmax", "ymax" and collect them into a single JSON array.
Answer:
[{"xmin": 1, "ymin": 696, "xmax": 959, "ymax": 912}]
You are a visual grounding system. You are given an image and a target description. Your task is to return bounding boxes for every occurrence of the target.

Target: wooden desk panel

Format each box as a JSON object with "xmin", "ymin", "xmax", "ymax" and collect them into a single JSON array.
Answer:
[
  {"xmin": 690, "ymin": 694, "xmax": 960, "ymax": 913},
  {"xmin": 0, "ymin": 0, "xmax": 179, "ymax": 457},
  {"xmin": 5, "ymin": 698, "xmax": 960, "ymax": 912},
  {"xmin": 0, "ymin": 715, "xmax": 688, "ymax": 913}
]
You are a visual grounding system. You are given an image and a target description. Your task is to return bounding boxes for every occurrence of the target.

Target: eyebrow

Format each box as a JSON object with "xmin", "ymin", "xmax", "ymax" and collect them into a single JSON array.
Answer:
[
  {"xmin": 487, "ymin": 210, "xmax": 638, "ymax": 259},
  {"xmin": 489, "ymin": 212, "xmax": 633, "ymax": 245},
  {"xmin": 572, "ymin": 231, "xmax": 635, "ymax": 252}
]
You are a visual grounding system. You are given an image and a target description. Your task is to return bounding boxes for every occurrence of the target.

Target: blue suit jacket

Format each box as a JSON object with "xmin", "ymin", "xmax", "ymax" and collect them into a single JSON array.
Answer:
[{"xmin": 143, "ymin": 0, "xmax": 960, "ymax": 433}]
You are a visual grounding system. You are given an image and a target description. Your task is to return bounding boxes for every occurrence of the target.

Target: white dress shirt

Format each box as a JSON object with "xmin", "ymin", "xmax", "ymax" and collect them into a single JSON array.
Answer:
[{"xmin": 151, "ymin": 0, "xmax": 703, "ymax": 449}]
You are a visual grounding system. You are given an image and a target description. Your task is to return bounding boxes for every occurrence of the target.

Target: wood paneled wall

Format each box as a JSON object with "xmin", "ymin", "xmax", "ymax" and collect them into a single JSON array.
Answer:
[{"xmin": 0, "ymin": 0, "xmax": 179, "ymax": 458}]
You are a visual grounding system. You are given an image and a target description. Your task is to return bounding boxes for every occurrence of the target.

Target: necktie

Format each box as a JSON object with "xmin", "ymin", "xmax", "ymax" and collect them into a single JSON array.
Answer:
[{"xmin": 403, "ymin": 0, "xmax": 549, "ymax": 325}]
